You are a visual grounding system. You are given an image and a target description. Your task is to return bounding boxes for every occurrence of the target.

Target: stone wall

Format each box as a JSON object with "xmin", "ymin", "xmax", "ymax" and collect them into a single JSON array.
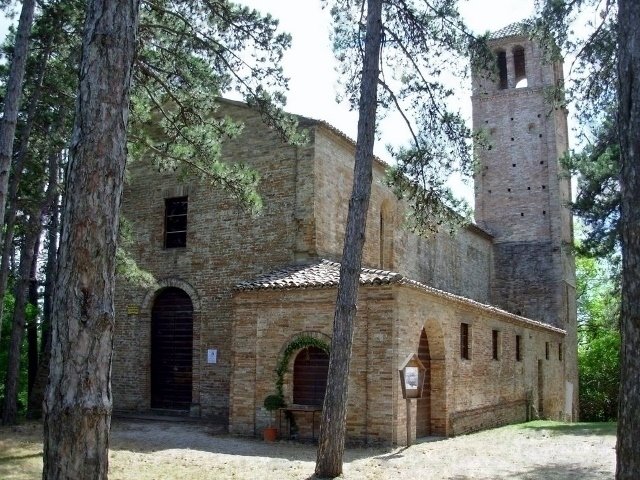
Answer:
[
  {"xmin": 113, "ymin": 101, "xmax": 315, "ymax": 417},
  {"xmin": 313, "ymin": 126, "xmax": 494, "ymax": 304},
  {"xmin": 472, "ymin": 34, "xmax": 578, "ymax": 413},
  {"xmin": 229, "ymin": 286, "xmax": 398, "ymax": 443},
  {"xmin": 229, "ymin": 282, "xmax": 566, "ymax": 446}
]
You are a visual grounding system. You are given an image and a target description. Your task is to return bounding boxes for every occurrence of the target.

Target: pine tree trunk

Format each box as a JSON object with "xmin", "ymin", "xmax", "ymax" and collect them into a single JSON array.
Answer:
[
  {"xmin": 0, "ymin": 0, "xmax": 36, "ymax": 232},
  {"xmin": 315, "ymin": 1, "xmax": 383, "ymax": 477},
  {"xmin": 28, "ymin": 152, "xmax": 61, "ymax": 419},
  {"xmin": 41, "ymin": 152, "xmax": 61, "ymax": 356},
  {"xmin": 616, "ymin": 0, "xmax": 640, "ymax": 478},
  {"xmin": 27, "ymin": 234, "xmax": 41, "ymax": 399},
  {"xmin": 0, "ymin": 49, "xmax": 50, "ymax": 345},
  {"xmin": 1, "ymin": 211, "xmax": 42, "ymax": 425},
  {"xmin": 42, "ymin": 1, "xmax": 140, "ymax": 478}
]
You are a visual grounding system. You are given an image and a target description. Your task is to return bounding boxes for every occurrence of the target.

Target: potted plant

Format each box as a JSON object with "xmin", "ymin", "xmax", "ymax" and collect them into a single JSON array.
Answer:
[{"xmin": 263, "ymin": 394, "xmax": 284, "ymax": 442}]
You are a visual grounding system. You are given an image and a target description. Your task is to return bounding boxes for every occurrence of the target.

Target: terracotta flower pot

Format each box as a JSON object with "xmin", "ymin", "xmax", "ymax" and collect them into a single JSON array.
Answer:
[{"xmin": 263, "ymin": 427, "xmax": 278, "ymax": 442}]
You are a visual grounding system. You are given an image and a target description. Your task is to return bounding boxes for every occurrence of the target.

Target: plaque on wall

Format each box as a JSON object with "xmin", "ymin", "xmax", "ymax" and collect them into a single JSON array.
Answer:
[{"xmin": 207, "ymin": 349, "xmax": 218, "ymax": 364}]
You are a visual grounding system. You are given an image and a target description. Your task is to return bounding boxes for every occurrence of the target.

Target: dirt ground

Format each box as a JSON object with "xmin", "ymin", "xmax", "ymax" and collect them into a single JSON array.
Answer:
[{"xmin": 0, "ymin": 419, "xmax": 616, "ymax": 479}]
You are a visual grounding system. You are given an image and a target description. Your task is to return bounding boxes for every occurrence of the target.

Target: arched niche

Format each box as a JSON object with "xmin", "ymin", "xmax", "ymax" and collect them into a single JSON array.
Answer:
[
  {"xmin": 416, "ymin": 318, "xmax": 447, "ymax": 436},
  {"xmin": 513, "ymin": 45, "xmax": 527, "ymax": 88}
]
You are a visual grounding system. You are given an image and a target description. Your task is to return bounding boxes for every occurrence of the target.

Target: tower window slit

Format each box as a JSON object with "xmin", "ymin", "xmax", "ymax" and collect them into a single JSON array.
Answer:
[{"xmin": 497, "ymin": 51, "xmax": 508, "ymax": 89}]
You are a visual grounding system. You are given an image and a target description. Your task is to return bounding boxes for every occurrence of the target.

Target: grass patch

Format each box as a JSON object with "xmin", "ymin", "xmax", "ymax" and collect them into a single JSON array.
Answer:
[{"xmin": 518, "ymin": 420, "xmax": 616, "ymax": 436}]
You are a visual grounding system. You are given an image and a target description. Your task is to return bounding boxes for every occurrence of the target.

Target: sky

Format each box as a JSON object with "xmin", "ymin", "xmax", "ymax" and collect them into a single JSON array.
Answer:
[
  {"xmin": 234, "ymin": 0, "xmax": 539, "ymax": 202},
  {"xmin": 0, "ymin": 0, "xmax": 542, "ymax": 204},
  {"xmin": 235, "ymin": 0, "xmax": 537, "ymax": 139}
]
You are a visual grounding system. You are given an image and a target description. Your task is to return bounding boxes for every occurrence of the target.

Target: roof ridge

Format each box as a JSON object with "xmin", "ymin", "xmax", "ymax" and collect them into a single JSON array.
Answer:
[{"xmin": 490, "ymin": 19, "xmax": 533, "ymax": 40}]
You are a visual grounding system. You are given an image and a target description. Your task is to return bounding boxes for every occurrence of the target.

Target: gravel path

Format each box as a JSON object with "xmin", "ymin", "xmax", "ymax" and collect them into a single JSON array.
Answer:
[{"xmin": 0, "ymin": 419, "xmax": 616, "ymax": 479}]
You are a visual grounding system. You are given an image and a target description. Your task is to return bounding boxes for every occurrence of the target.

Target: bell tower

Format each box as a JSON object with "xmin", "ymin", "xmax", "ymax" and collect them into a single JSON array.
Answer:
[{"xmin": 471, "ymin": 23, "xmax": 578, "ymax": 417}]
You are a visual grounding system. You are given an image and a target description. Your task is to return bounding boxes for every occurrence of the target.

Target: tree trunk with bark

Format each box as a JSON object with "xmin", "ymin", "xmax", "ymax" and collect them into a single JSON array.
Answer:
[
  {"xmin": 0, "ymin": 48, "xmax": 50, "ymax": 344},
  {"xmin": 315, "ymin": 1, "xmax": 383, "ymax": 477},
  {"xmin": 42, "ymin": 1, "xmax": 140, "ymax": 478},
  {"xmin": 616, "ymin": 0, "xmax": 640, "ymax": 478},
  {"xmin": 1, "ymin": 210, "xmax": 42, "ymax": 425},
  {"xmin": 0, "ymin": 0, "xmax": 36, "ymax": 232},
  {"xmin": 28, "ymin": 152, "xmax": 61, "ymax": 419},
  {"xmin": 27, "ymin": 230, "xmax": 41, "ymax": 399}
]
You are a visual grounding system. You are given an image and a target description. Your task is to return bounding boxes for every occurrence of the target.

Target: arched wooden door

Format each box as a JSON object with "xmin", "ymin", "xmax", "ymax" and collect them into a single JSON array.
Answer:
[
  {"xmin": 293, "ymin": 347, "xmax": 329, "ymax": 406},
  {"xmin": 151, "ymin": 287, "xmax": 193, "ymax": 410},
  {"xmin": 416, "ymin": 328, "xmax": 432, "ymax": 437}
]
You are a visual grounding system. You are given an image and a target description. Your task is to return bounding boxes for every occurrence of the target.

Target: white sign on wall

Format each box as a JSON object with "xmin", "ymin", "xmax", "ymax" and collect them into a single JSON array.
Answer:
[{"xmin": 207, "ymin": 349, "xmax": 218, "ymax": 364}]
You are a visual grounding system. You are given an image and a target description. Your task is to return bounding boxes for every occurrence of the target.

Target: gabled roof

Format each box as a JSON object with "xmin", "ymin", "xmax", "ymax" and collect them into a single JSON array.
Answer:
[
  {"xmin": 235, "ymin": 259, "xmax": 566, "ymax": 335},
  {"xmin": 490, "ymin": 20, "xmax": 533, "ymax": 40}
]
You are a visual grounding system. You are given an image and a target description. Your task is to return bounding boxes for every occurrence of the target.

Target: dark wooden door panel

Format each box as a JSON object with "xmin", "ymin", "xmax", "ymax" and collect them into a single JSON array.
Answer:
[
  {"xmin": 294, "ymin": 347, "xmax": 329, "ymax": 406},
  {"xmin": 151, "ymin": 288, "xmax": 193, "ymax": 410}
]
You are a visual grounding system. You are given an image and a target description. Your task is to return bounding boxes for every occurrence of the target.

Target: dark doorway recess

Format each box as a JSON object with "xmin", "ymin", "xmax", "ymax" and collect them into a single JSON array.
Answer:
[
  {"xmin": 151, "ymin": 287, "xmax": 193, "ymax": 410},
  {"xmin": 416, "ymin": 328, "xmax": 432, "ymax": 437},
  {"xmin": 293, "ymin": 346, "xmax": 329, "ymax": 406}
]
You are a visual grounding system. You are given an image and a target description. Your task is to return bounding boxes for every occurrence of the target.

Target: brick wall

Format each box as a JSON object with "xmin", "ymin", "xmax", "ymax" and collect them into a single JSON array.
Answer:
[
  {"xmin": 113, "ymin": 101, "xmax": 314, "ymax": 417},
  {"xmin": 313, "ymin": 127, "xmax": 494, "ymax": 304},
  {"xmin": 472, "ymin": 34, "xmax": 578, "ymax": 414},
  {"xmin": 229, "ymin": 282, "xmax": 566, "ymax": 446}
]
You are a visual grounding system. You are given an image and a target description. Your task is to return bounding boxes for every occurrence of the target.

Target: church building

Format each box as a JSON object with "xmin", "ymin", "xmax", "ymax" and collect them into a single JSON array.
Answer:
[{"xmin": 112, "ymin": 24, "xmax": 578, "ymax": 445}]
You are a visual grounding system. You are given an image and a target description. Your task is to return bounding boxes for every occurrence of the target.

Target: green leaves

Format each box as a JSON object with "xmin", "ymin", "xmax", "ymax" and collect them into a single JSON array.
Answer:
[
  {"xmin": 563, "ymin": 117, "xmax": 620, "ymax": 257},
  {"xmin": 129, "ymin": 0, "xmax": 305, "ymax": 212},
  {"xmin": 575, "ymin": 251, "xmax": 620, "ymax": 421},
  {"xmin": 327, "ymin": 0, "xmax": 483, "ymax": 234},
  {"xmin": 579, "ymin": 329, "xmax": 620, "ymax": 421},
  {"xmin": 535, "ymin": 1, "xmax": 621, "ymax": 256}
]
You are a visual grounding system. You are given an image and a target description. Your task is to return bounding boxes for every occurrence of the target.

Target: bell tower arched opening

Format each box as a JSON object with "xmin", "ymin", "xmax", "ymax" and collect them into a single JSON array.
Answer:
[{"xmin": 513, "ymin": 45, "xmax": 527, "ymax": 88}]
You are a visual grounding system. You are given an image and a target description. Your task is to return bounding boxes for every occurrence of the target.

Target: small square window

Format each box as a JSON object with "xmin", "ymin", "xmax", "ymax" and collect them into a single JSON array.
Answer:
[
  {"xmin": 460, "ymin": 323, "xmax": 470, "ymax": 360},
  {"xmin": 165, "ymin": 196, "xmax": 188, "ymax": 248}
]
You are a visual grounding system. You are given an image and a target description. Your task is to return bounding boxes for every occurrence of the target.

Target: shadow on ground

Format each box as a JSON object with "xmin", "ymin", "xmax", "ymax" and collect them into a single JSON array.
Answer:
[
  {"xmin": 448, "ymin": 462, "xmax": 612, "ymax": 480},
  {"xmin": 0, "ymin": 452, "xmax": 42, "ymax": 463},
  {"xmin": 519, "ymin": 421, "xmax": 616, "ymax": 436},
  {"xmin": 109, "ymin": 419, "xmax": 390, "ymax": 462}
]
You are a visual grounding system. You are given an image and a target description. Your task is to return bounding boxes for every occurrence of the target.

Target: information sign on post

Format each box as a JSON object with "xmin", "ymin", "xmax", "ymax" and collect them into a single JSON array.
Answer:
[
  {"xmin": 399, "ymin": 353, "xmax": 426, "ymax": 399},
  {"xmin": 398, "ymin": 353, "xmax": 427, "ymax": 446}
]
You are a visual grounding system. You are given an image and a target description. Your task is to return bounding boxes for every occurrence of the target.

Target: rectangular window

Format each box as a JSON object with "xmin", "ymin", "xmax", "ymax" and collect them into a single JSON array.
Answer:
[
  {"xmin": 559, "ymin": 343, "xmax": 563, "ymax": 361},
  {"xmin": 497, "ymin": 51, "xmax": 508, "ymax": 89},
  {"xmin": 164, "ymin": 196, "xmax": 188, "ymax": 248},
  {"xmin": 492, "ymin": 330, "xmax": 500, "ymax": 360},
  {"xmin": 515, "ymin": 335, "xmax": 522, "ymax": 362},
  {"xmin": 545, "ymin": 341, "xmax": 550, "ymax": 360},
  {"xmin": 460, "ymin": 323, "xmax": 470, "ymax": 360}
]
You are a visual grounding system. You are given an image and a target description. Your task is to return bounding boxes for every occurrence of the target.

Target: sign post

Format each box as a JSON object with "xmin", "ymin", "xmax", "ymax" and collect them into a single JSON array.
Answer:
[{"xmin": 399, "ymin": 353, "xmax": 427, "ymax": 446}]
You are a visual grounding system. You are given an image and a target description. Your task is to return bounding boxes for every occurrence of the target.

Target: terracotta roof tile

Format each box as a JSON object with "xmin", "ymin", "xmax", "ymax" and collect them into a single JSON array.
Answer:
[
  {"xmin": 490, "ymin": 20, "xmax": 533, "ymax": 40},
  {"xmin": 235, "ymin": 259, "xmax": 565, "ymax": 335},
  {"xmin": 235, "ymin": 259, "xmax": 402, "ymax": 290}
]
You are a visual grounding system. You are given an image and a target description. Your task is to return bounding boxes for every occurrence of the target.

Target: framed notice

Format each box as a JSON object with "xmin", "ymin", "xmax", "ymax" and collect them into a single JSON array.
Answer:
[
  {"xmin": 404, "ymin": 366, "xmax": 419, "ymax": 390},
  {"xmin": 399, "ymin": 353, "xmax": 426, "ymax": 399},
  {"xmin": 207, "ymin": 349, "xmax": 218, "ymax": 364}
]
